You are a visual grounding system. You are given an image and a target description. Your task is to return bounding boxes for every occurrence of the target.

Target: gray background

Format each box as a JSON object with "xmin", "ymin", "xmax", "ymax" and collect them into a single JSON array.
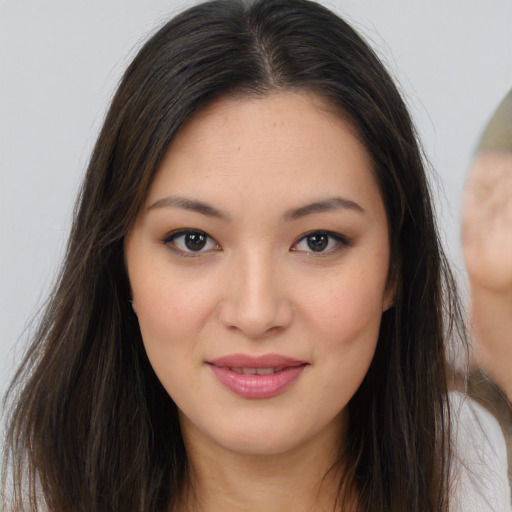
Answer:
[{"xmin": 1, "ymin": 0, "xmax": 512, "ymax": 401}]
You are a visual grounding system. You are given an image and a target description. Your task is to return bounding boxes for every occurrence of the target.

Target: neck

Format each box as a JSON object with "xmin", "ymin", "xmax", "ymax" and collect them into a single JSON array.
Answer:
[{"xmin": 174, "ymin": 414, "xmax": 356, "ymax": 512}]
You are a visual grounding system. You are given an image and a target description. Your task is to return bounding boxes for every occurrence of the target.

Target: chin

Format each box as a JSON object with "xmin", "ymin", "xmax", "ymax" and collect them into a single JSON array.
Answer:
[
  {"xmin": 180, "ymin": 406, "xmax": 346, "ymax": 459},
  {"xmin": 215, "ymin": 427, "xmax": 310, "ymax": 456}
]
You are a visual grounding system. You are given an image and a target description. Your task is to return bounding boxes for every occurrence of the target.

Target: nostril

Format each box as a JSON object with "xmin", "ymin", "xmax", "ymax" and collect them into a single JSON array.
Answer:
[{"xmin": 219, "ymin": 301, "xmax": 293, "ymax": 338}]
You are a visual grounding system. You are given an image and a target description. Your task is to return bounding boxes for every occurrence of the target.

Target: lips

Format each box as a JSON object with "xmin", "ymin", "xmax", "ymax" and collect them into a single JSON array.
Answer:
[
  {"xmin": 207, "ymin": 354, "xmax": 308, "ymax": 399},
  {"xmin": 222, "ymin": 367, "xmax": 280, "ymax": 375}
]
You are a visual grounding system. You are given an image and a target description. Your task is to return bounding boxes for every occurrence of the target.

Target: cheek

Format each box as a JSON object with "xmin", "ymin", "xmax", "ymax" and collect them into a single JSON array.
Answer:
[
  {"xmin": 318, "ymin": 291, "xmax": 381, "ymax": 373},
  {"xmin": 315, "ymin": 286, "xmax": 383, "ymax": 400},
  {"xmin": 132, "ymin": 263, "xmax": 217, "ymax": 329},
  {"xmin": 300, "ymin": 265, "xmax": 388, "ymax": 342},
  {"xmin": 296, "ymin": 261, "xmax": 388, "ymax": 389},
  {"xmin": 131, "ymin": 272, "xmax": 216, "ymax": 402},
  {"xmin": 130, "ymin": 264, "xmax": 221, "ymax": 380}
]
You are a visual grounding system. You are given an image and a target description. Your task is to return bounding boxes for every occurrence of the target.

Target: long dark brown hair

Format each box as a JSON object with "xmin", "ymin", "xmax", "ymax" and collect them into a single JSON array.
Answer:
[{"xmin": 3, "ymin": 0, "xmax": 464, "ymax": 510}]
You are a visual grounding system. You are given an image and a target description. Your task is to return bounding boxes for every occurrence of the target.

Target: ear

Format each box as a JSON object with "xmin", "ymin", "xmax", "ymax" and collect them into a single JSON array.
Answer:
[
  {"xmin": 382, "ymin": 272, "xmax": 397, "ymax": 312},
  {"xmin": 128, "ymin": 288, "xmax": 138, "ymax": 316}
]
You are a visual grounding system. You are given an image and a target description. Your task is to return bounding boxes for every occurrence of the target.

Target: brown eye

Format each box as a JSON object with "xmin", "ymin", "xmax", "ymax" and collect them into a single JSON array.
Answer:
[
  {"xmin": 164, "ymin": 229, "xmax": 220, "ymax": 255},
  {"xmin": 306, "ymin": 234, "xmax": 328, "ymax": 252},
  {"xmin": 291, "ymin": 231, "xmax": 350, "ymax": 255},
  {"xmin": 184, "ymin": 232, "xmax": 207, "ymax": 251}
]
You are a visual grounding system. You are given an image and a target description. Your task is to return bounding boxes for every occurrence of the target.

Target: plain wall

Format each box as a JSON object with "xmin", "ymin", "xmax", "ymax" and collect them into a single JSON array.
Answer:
[{"xmin": 1, "ymin": 0, "xmax": 512, "ymax": 401}]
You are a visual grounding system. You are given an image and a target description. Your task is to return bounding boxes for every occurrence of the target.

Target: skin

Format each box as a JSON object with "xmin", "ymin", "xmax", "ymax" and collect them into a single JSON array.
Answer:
[
  {"xmin": 125, "ymin": 91, "xmax": 394, "ymax": 511},
  {"xmin": 462, "ymin": 151, "xmax": 512, "ymax": 399}
]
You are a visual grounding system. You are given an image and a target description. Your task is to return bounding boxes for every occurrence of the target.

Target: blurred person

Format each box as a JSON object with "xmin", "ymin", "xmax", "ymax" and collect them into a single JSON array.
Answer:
[{"xmin": 463, "ymin": 88, "xmax": 512, "ymax": 489}]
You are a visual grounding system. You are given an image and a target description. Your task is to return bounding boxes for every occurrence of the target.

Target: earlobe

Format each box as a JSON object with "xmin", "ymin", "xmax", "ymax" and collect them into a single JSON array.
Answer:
[
  {"xmin": 129, "ymin": 298, "xmax": 138, "ymax": 317},
  {"xmin": 383, "ymin": 297, "xmax": 395, "ymax": 312},
  {"xmin": 383, "ymin": 273, "xmax": 397, "ymax": 312}
]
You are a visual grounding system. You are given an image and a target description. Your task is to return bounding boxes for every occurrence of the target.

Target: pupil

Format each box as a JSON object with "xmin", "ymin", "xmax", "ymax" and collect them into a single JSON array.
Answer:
[
  {"xmin": 185, "ymin": 232, "xmax": 207, "ymax": 251},
  {"xmin": 307, "ymin": 234, "xmax": 328, "ymax": 251}
]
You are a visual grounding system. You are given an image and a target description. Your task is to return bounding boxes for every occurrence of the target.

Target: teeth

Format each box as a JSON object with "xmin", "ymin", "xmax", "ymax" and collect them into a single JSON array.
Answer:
[
  {"xmin": 256, "ymin": 368, "xmax": 275, "ymax": 375},
  {"xmin": 228, "ymin": 367, "xmax": 278, "ymax": 375}
]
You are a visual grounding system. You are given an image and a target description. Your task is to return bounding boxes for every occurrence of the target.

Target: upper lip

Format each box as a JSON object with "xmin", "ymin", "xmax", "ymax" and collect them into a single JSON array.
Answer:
[{"xmin": 207, "ymin": 353, "xmax": 307, "ymax": 369}]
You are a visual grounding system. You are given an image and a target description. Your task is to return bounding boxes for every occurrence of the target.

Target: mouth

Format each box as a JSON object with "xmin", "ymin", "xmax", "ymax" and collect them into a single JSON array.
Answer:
[
  {"xmin": 206, "ymin": 354, "xmax": 308, "ymax": 399},
  {"xmin": 216, "ymin": 366, "xmax": 287, "ymax": 375}
]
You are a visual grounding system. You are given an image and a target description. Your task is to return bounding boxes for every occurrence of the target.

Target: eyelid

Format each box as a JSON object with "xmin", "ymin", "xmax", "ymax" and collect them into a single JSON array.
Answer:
[
  {"xmin": 162, "ymin": 229, "xmax": 221, "ymax": 257},
  {"xmin": 290, "ymin": 230, "xmax": 351, "ymax": 255}
]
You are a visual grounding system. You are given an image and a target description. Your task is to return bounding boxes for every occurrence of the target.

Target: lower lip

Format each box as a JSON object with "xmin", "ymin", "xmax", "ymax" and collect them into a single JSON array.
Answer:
[{"xmin": 208, "ymin": 364, "xmax": 307, "ymax": 399}]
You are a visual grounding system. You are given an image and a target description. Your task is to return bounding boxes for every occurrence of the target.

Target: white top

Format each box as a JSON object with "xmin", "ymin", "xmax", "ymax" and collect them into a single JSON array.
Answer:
[{"xmin": 450, "ymin": 392, "xmax": 511, "ymax": 511}]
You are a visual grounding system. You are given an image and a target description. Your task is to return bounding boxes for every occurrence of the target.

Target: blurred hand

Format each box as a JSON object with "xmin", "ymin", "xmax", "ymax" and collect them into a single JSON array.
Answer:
[{"xmin": 462, "ymin": 151, "xmax": 512, "ymax": 293}]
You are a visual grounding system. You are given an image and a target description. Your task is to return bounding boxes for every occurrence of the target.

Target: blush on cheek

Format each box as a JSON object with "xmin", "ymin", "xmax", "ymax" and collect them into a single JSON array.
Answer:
[
  {"xmin": 136, "ymin": 287, "xmax": 195, "ymax": 327},
  {"xmin": 319, "ymin": 289, "xmax": 384, "ymax": 331}
]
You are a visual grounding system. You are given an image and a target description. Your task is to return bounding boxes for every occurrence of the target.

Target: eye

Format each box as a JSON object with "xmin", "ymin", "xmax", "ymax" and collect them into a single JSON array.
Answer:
[
  {"xmin": 290, "ymin": 231, "xmax": 350, "ymax": 254},
  {"xmin": 163, "ymin": 229, "xmax": 220, "ymax": 255}
]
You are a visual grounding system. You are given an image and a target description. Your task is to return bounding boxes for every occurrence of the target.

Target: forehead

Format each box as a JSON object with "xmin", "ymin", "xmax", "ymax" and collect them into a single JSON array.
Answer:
[{"xmin": 146, "ymin": 91, "xmax": 383, "ymax": 219}]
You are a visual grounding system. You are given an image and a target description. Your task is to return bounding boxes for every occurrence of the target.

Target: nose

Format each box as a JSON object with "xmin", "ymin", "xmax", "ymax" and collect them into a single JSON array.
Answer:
[{"xmin": 218, "ymin": 250, "xmax": 294, "ymax": 339}]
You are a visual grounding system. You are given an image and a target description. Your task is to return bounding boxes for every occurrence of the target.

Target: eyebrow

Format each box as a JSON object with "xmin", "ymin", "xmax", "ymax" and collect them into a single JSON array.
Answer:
[
  {"xmin": 283, "ymin": 197, "xmax": 364, "ymax": 220},
  {"xmin": 148, "ymin": 195, "xmax": 230, "ymax": 220},
  {"xmin": 147, "ymin": 195, "xmax": 364, "ymax": 221}
]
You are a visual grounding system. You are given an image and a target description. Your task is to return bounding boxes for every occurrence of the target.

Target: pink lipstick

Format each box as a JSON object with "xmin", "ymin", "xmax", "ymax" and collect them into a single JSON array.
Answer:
[{"xmin": 207, "ymin": 354, "xmax": 307, "ymax": 399}]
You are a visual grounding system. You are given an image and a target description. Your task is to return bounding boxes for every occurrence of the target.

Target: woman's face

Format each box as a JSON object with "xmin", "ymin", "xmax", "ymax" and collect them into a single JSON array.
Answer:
[{"xmin": 125, "ymin": 91, "xmax": 393, "ymax": 456}]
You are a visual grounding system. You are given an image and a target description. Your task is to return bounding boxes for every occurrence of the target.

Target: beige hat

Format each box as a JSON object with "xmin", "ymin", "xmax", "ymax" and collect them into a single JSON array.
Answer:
[{"xmin": 478, "ymin": 88, "xmax": 512, "ymax": 154}]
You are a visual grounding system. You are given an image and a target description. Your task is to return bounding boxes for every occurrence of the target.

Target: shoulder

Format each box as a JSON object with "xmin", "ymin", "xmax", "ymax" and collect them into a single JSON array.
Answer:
[{"xmin": 449, "ymin": 391, "xmax": 511, "ymax": 511}]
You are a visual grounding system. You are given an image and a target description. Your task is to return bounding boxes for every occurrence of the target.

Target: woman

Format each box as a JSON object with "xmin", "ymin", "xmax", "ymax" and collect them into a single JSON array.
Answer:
[{"xmin": 1, "ymin": 0, "xmax": 507, "ymax": 510}]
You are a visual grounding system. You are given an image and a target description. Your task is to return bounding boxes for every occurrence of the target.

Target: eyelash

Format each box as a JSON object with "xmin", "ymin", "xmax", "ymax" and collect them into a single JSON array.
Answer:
[
  {"xmin": 162, "ymin": 229, "xmax": 351, "ymax": 257},
  {"xmin": 291, "ymin": 230, "xmax": 351, "ymax": 255},
  {"xmin": 163, "ymin": 229, "xmax": 221, "ymax": 257}
]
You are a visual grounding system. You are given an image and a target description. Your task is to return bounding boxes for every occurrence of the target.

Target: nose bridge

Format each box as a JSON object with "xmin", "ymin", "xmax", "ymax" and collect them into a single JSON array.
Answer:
[{"xmin": 219, "ymin": 245, "xmax": 292, "ymax": 337}]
